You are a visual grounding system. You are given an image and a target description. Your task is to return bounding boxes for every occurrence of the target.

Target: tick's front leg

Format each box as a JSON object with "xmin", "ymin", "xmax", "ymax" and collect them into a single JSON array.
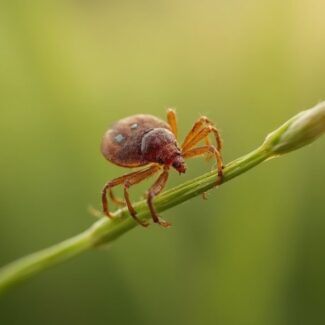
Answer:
[
  {"xmin": 102, "ymin": 177, "xmax": 129, "ymax": 218},
  {"xmin": 183, "ymin": 145, "xmax": 223, "ymax": 179},
  {"xmin": 181, "ymin": 116, "xmax": 223, "ymax": 154}
]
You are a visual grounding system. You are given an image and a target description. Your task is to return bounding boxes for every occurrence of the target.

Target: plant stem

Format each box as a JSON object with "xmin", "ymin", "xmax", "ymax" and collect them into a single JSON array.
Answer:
[{"xmin": 0, "ymin": 102, "xmax": 324, "ymax": 296}]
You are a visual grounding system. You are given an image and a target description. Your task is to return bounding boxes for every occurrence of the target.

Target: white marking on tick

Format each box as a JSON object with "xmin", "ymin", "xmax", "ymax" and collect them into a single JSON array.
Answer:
[
  {"xmin": 130, "ymin": 123, "xmax": 138, "ymax": 130},
  {"xmin": 114, "ymin": 134, "xmax": 125, "ymax": 143}
]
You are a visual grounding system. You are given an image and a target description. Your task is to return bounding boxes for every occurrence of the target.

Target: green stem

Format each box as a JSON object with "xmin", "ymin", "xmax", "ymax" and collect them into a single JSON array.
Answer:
[
  {"xmin": 0, "ymin": 102, "xmax": 324, "ymax": 296},
  {"xmin": 0, "ymin": 146, "xmax": 271, "ymax": 295}
]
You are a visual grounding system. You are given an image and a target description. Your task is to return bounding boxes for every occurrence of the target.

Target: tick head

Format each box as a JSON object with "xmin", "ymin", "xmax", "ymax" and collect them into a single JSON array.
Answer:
[{"xmin": 172, "ymin": 155, "xmax": 186, "ymax": 174}]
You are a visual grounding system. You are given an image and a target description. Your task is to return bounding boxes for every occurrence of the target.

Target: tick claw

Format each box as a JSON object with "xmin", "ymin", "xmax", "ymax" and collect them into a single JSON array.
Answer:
[
  {"xmin": 103, "ymin": 211, "xmax": 114, "ymax": 219},
  {"xmin": 202, "ymin": 192, "xmax": 208, "ymax": 200},
  {"xmin": 158, "ymin": 218, "xmax": 172, "ymax": 228},
  {"xmin": 139, "ymin": 221, "xmax": 150, "ymax": 227},
  {"xmin": 131, "ymin": 212, "xmax": 150, "ymax": 227}
]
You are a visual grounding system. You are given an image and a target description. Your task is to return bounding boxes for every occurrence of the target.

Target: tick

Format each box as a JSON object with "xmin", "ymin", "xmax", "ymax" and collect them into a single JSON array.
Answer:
[{"xmin": 101, "ymin": 109, "xmax": 224, "ymax": 228}]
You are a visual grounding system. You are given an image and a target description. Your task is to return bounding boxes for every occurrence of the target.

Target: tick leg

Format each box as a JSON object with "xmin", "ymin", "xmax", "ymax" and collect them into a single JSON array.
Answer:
[
  {"xmin": 147, "ymin": 167, "xmax": 171, "ymax": 228},
  {"xmin": 203, "ymin": 136, "xmax": 214, "ymax": 160},
  {"xmin": 181, "ymin": 116, "xmax": 213, "ymax": 150},
  {"xmin": 101, "ymin": 165, "xmax": 159, "ymax": 219},
  {"xmin": 109, "ymin": 189, "xmax": 125, "ymax": 207},
  {"xmin": 167, "ymin": 108, "xmax": 178, "ymax": 138},
  {"xmin": 182, "ymin": 125, "xmax": 223, "ymax": 157},
  {"xmin": 123, "ymin": 165, "xmax": 161, "ymax": 227},
  {"xmin": 102, "ymin": 177, "xmax": 128, "ymax": 218},
  {"xmin": 183, "ymin": 145, "xmax": 223, "ymax": 178}
]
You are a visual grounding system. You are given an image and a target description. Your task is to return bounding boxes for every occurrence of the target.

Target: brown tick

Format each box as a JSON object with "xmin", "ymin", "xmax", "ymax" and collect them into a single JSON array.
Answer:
[{"xmin": 101, "ymin": 109, "xmax": 223, "ymax": 228}]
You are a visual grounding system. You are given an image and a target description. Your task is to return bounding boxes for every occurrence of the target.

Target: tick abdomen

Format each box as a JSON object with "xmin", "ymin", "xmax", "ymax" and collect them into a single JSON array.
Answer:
[{"xmin": 101, "ymin": 114, "xmax": 171, "ymax": 167}]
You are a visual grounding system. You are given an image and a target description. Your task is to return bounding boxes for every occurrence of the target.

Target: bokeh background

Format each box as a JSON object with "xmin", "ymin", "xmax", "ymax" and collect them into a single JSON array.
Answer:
[{"xmin": 1, "ymin": 1, "xmax": 324, "ymax": 324}]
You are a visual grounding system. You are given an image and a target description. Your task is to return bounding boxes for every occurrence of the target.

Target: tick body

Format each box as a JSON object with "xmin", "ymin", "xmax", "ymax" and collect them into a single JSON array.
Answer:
[{"xmin": 101, "ymin": 110, "xmax": 224, "ymax": 228}]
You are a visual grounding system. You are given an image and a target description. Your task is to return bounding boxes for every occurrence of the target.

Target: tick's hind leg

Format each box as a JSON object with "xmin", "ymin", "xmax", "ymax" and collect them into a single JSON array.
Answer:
[
  {"xmin": 102, "ymin": 176, "xmax": 130, "ymax": 218},
  {"xmin": 109, "ymin": 189, "xmax": 125, "ymax": 207},
  {"xmin": 101, "ymin": 165, "xmax": 159, "ymax": 221},
  {"xmin": 147, "ymin": 167, "xmax": 171, "ymax": 228}
]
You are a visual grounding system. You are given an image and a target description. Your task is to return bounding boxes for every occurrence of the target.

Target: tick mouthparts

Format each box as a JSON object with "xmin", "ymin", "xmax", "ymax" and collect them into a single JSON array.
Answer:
[
  {"xmin": 172, "ymin": 156, "xmax": 186, "ymax": 174},
  {"xmin": 177, "ymin": 164, "xmax": 187, "ymax": 174}
]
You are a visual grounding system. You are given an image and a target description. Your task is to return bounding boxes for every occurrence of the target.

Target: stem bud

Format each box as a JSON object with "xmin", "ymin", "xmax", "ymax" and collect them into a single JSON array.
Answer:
[{"xmin": 264, "ymin": 101, "xmax": 325, "ymax": 156}]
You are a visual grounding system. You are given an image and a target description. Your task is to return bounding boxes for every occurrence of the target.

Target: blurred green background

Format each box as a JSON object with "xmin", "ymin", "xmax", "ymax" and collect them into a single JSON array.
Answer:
[{"xmin": 1, "ymin": 1, "xmax": 324, "ymax": 324}]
